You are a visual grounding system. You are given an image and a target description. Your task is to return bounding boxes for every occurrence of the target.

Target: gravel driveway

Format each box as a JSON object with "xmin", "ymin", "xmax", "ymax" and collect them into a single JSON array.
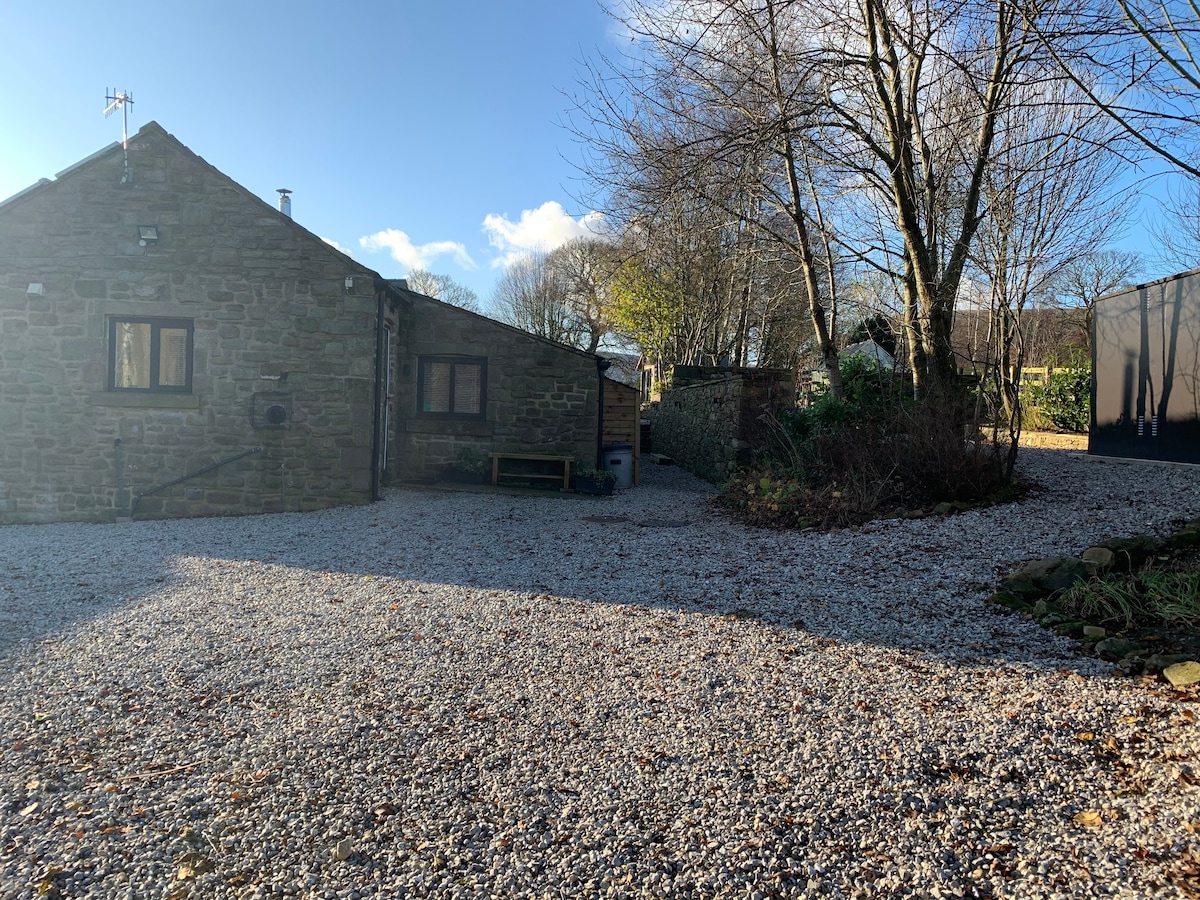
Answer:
[{"xmin": 1, "ymin": 450, "xmax": 1198, "ymax": 899}]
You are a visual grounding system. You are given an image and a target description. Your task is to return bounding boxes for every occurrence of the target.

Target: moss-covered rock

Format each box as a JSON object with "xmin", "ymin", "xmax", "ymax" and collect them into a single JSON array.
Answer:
[
  {"xmin": 1167, "ymin": 527, "xmax": 1200, "ymax": 550},
  {"xmin": 1095, "ymin": 637, "xmax": 1149, "ymax": 662},
  {"xmin": 987, "ymin": 590, "xmax": 1031, "ymax": 612},
  {"xmin": 1005, "ymin": 557, "xmax": 1090, "ymax": 595},
  {"xmin": 999, "ymin": 571, "xmax": 1039, "ymax": 598},
  {"xmin": 1094, "ymin": 534, "xmax": 1160, "ymax": 573}
]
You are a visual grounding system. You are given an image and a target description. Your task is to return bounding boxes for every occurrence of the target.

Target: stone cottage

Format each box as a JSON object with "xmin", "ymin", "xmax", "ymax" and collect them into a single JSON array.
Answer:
[
  {"xmin": 0, "ymin": 122, "xmax": 603, "ymax": 524},
  {"xmin": 386, "ymin": 284, "xmax": 603, "ymax": 482}
]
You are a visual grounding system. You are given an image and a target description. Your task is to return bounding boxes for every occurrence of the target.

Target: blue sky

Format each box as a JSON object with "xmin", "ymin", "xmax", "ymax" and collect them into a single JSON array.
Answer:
[
  {"xmin": 0, "ymin": 1, "xmax": 617, "ymax": 304},
  {"xmin": 0, "ymin": 0, "xmax": 1182, "ymax": 305}
]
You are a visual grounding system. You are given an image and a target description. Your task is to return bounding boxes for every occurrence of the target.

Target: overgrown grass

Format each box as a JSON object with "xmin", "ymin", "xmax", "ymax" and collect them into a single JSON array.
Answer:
[{"xmin": 1058, "ymin": 564, "xmax": 1200, "ymax": 631}]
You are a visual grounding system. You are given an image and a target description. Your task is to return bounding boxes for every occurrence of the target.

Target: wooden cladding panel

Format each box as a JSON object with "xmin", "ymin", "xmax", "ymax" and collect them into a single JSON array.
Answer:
[{"xmin": 603, "ymin": 379, "xmax": 641, "ymax": 483}]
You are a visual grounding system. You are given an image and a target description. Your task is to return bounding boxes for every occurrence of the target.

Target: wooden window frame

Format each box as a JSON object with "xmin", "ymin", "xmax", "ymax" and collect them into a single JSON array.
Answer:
[
  {"xmin": 108, "ymin": 316, "xmax": 194, "ymax": 393},
  {"xmin": 417, "ymin": 355, "xmax": 486, "ymax": 419}
]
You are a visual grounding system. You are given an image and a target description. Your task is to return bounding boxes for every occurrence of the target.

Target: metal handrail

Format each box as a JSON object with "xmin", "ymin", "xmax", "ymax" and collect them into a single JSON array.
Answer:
[{"xmin": 129, "ymin": 446, "xmax": 264, "ymax": 518}]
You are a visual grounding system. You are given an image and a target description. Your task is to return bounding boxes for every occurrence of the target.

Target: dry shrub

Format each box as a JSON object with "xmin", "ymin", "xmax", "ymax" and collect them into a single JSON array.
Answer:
[{"xmin": 719, "ymin": 361, "xmax": 1011, "ymax": 528}]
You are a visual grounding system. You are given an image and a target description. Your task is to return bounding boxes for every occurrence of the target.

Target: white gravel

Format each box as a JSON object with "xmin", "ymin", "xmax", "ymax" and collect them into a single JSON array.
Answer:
[{"xmin": 1, "ymin": 449, "xmax": 1198, "ymax": 900}]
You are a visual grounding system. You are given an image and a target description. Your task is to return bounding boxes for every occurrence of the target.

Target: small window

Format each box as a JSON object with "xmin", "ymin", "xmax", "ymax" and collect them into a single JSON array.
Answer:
[
  {"xmin": 418, "ymin": 356, "xmax": 485, "ymax": 418},
  {"xmin": 109, "ymin": 317, "xmax": 194, "ymax": 392}
]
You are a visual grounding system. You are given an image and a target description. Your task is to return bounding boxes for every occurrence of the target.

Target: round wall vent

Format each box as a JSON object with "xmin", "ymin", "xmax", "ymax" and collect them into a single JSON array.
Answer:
[{"xmin": 264, "ymin": 404, "xmax": 288, "ymax": 425}]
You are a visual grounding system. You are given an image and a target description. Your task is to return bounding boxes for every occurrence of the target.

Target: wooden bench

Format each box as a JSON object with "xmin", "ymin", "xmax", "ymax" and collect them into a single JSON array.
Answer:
[{"xmin": 489, "ymin": 452, "xmax": 573, "ymax": 490}]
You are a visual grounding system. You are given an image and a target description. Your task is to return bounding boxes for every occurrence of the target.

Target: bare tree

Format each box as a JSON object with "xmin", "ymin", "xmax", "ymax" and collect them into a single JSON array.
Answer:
[
  {"xmin": 582, "ymin": 0, "xmax": 1093, "ymax": 397},
  {"xmin": 405, "ymin": 269, "xmax": 481, "ymax": 312},
  {"xmin": 608, "ymin": 192, "xmax": 816, "ymax": 370},
  {"xmin": 1149, "ymin": 176, "xmax": 1200, "ymax": 270},
  {"xmin": 969, "ymin": 84, "xmax": 1131, "ymax": 473},
  {"xmin": 546, "ymin": 238, "xmax": 623, "ymax": 354},
  {"xmin": 809, "ymin": 0, "xmax": 1076, "ymax": 392},
  {"xmin": 1031, "ymin": 0, "xmax": 1200, "ymax": 179},
  {"xmin": 1026, "ymin": 3, "xmax": 1200, "ymax": 276},
  {"xmin": 490, "ymin": 251, "xmax": 575, "ymax": 346},
  {"xmin": 1050, "ymin": 249, "xmax": 1143, "ymax": 350},
  {"xmin": 580, "ymin": 0, "xmax": 846, "ymax": 393},
  {"xmin": 489, "ymin": 241, "xmax": 627, "ymax": 352}
]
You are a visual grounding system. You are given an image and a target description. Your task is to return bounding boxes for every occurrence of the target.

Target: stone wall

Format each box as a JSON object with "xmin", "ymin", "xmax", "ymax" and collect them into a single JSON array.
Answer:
[
  {"xmin": 649, "ymin": 369, "xmax": 794, "ymax": 483},
  {"xmin": 390, "ymin": 292, "xmax": 601, "ymax": 481},
  {"xmin": 0, "ymin": 122, "xmax": 388, "ymax": 523}
]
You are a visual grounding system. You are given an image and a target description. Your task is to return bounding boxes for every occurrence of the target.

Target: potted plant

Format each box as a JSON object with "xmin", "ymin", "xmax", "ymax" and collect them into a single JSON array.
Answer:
[
  {"xmin": 573, "ymin": 463, "xmax": 617, "ymax": 495},
  {"xmin": 443, "ymin": 447, "xmax": 489, "ymax": 485}
]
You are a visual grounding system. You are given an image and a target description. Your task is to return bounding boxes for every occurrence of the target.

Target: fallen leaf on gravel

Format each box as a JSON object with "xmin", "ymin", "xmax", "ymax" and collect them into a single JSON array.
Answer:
[
  {"xmin": 20, "ymin": 802, "xmax": 38, "ymax": 816},
  {"xmin": 37, "ymin": 865, "xmax": 64, "ymax": 897},
  {"xmin": 1073, "ymin": 810, "xmax": 1103, "ymax": 828},
  {"xmin": 175, "ymin": 851, "xmax": 214, "ymax": 880},
  {"xmin": 1074, "ymin": 732, "xmax": 1094, "ymax": 742},
  {"xmin": 1170, "ymin": 852, "xmax": 1200, "ymax": 898}
]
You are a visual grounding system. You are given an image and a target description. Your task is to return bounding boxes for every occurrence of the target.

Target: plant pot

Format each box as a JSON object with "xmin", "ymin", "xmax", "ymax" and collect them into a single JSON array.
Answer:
[{"xmin": 574, "ymin": 474, "xmax": 614, "ymax": 496}]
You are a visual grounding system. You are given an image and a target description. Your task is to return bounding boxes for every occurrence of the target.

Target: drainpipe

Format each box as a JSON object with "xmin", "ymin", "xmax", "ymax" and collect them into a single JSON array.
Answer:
[
  {"xmin": 596, "ymin": 357, "xmax": 612, "ymax": 468},
  {"xmin": 370, "ymin": 287, "xmax": 386, "ymax": 502}
]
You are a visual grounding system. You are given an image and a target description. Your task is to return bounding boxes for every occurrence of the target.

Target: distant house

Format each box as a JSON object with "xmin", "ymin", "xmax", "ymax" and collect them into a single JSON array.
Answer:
[
  {"xmin": 0, "ymin": 122, "xmax": 605, "ymax": 523},
  {"xmin": 1092, "ymin": 269, "xmax": 1200, "ymax": 463},
  {"xmin": 838, "ymin": 339, "xmax": 896, "ymax": 370},
  {"xmin": 806, "ymin": 340, "xmax": 898, "ymax": 392}
]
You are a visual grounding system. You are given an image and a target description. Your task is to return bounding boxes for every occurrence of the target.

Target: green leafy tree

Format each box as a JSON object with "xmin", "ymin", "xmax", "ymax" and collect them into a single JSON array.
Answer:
[{"xmin": 608, "ymin": 258, "xmax": 685, "ymax": 367}]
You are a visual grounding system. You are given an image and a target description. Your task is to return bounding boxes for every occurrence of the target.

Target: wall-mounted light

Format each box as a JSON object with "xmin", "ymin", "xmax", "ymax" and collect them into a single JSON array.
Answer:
[
  {"xmin": 27, "ymin": 283, "xmax": 45, "ymax": 296},
  {"xmin": 345, "ymin": 276, "xmax": 355, "ymax": 290},
  {"xmin": 138, "ymin": 225, "xmax": 159, "ymax": 246}
]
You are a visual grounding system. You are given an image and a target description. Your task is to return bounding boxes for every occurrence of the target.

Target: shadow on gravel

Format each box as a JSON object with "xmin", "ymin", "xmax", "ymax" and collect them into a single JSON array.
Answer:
[
  {"xmin": 3, "ymin": 451, "xmax": 1196, "ymax": 679},
  {"xmin": 0, "ymin": 521, "xmax": 183, "ymax": 659}
]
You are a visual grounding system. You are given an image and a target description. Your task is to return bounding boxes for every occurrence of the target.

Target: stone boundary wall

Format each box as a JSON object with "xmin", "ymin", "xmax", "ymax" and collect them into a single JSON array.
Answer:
[{"xmin": 649, "ymin": 369, "xmax": 793, "ymax": 484}]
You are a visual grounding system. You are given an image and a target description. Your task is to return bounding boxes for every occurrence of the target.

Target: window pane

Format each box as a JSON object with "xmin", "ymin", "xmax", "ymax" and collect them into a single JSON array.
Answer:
[
  {"xmin": 115, "ymin": 322, "xmax": 151, "ymax": 388},
  {"xmin": 453, "ymin": 364, "xmax": 481, "ymax": 414},
  {"xmin": 422, "ymin": 362, "xmax": 452, "ymax": 412},
  {"xmin": 159, "ymin": 328, "xmax": 189, "ymax": 387}
]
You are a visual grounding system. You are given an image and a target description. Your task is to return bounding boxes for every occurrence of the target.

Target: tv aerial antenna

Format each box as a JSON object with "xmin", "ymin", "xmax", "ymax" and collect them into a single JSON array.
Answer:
[{"xmin": 104, "ymin": 88, "xmax": 134, "ymax": 182}]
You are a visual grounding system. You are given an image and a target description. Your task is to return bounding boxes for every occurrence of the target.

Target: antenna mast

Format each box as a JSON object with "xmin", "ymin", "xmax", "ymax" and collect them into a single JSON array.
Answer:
[{"xmin": 104, "ymin": 88, "xmax": 134, "ymax": 182}]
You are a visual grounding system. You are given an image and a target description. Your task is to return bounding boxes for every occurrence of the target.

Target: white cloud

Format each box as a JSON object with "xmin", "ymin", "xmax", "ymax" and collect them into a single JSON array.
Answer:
[
  {"xmin": 321, "ymin": 237, "xmax": 354, "ymax": 258},
  {"xmin": 358, "ymin": 229, "xmax": 476, "ymax": 272},
  {"xmin": 482, "ymin": 202, "xmax": 607, "ymax": 268}
]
